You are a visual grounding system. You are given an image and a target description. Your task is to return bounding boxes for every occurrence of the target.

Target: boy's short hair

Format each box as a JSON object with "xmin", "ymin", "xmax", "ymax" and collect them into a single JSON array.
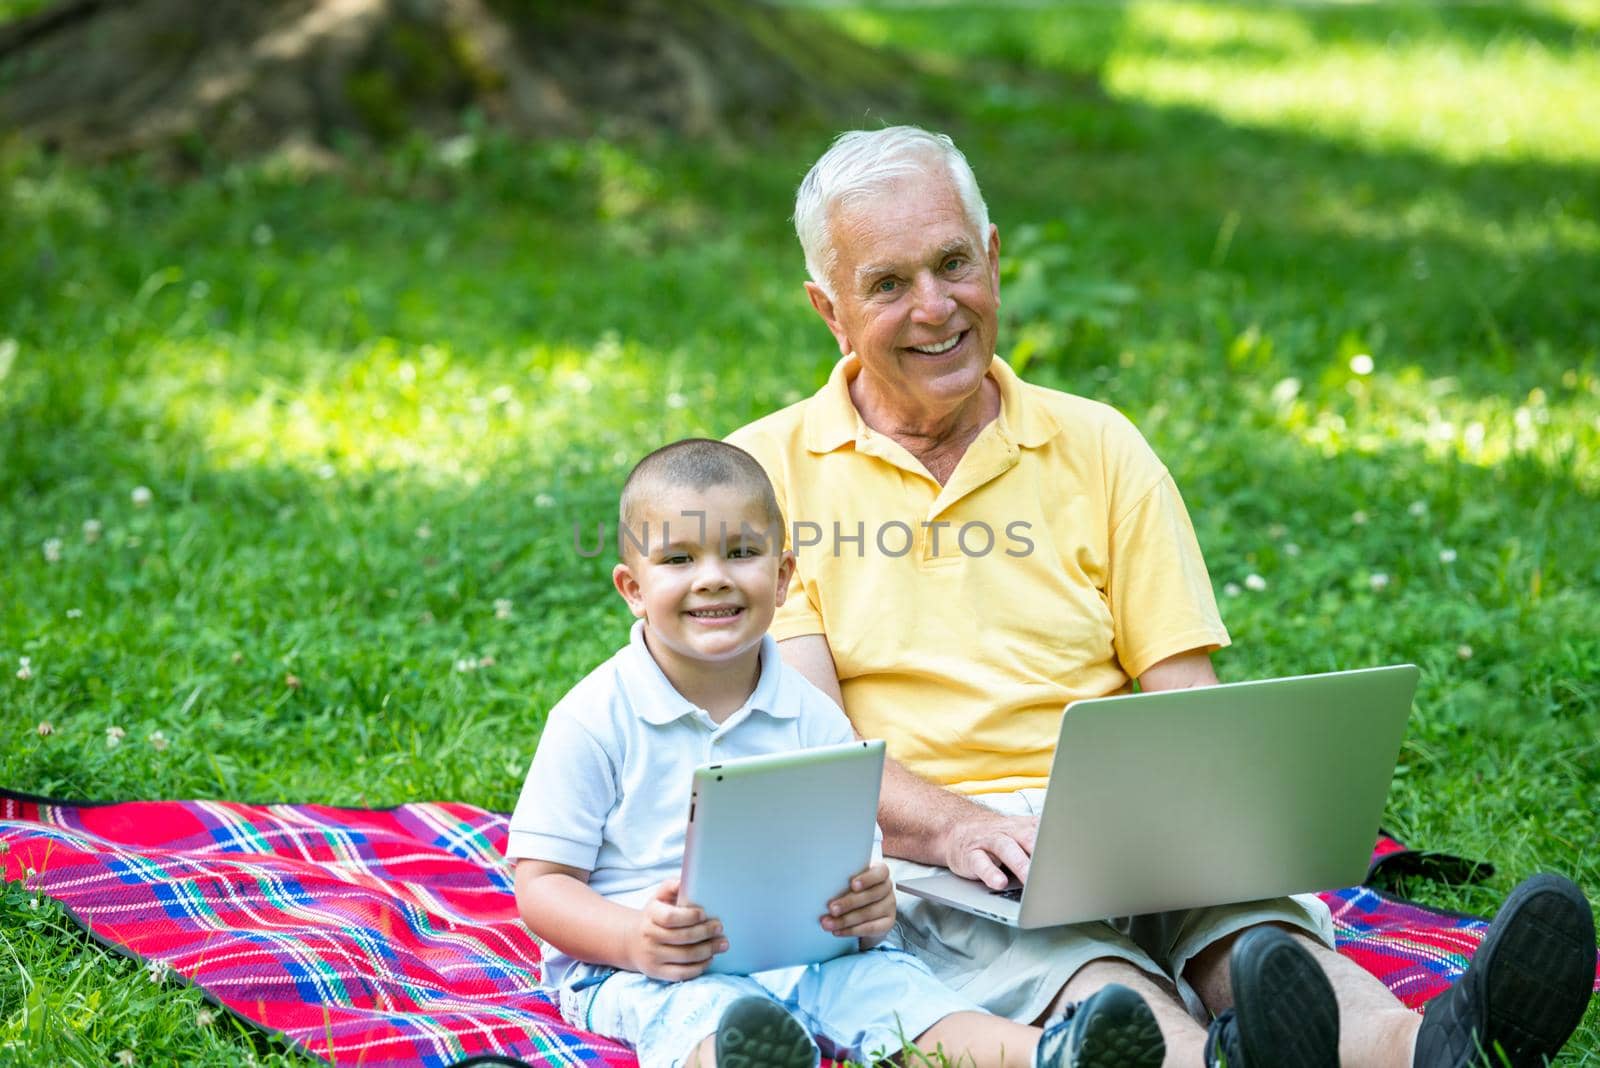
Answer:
[{"xmin": 617, "ymin": 439, "xmax": 786, "ymax": 560}]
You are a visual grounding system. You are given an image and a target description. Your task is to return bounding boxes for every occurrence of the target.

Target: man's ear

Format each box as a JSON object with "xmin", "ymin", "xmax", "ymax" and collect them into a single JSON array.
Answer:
[
  {"xmin": 773, "ymin": 549, "xmax": 797, "ymax": 609},
  {"xmin": 986, "ymin": 223, "xmax": 1002, "ymax": 306},
  {"xmin": 612, "ymin": 562, "xmax": 648, "ymax": 619},
  {"xmin": 805, "ymin": 282, "xmax": 852, "ymax": 358}
]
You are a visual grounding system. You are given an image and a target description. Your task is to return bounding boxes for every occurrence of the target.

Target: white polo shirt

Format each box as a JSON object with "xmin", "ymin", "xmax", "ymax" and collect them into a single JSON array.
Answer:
[{"xmin": 506, "ymin": 621, "xmax": 859, "ymax": 986}]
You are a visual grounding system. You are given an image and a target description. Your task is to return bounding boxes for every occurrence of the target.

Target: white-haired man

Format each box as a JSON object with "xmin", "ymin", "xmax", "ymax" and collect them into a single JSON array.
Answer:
[{"xmin": 728, "ymin": 125, "xmax": 1596, "ymax": 1068}]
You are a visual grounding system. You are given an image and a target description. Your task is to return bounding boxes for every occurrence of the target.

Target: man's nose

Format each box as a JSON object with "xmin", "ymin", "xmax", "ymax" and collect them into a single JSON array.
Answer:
[{"xmin": 908, "ymin": 272, "xmax": 956, "ymax": 323}]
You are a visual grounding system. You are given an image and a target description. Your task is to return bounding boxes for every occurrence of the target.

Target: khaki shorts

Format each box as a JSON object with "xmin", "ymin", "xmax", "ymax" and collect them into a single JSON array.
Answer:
[{"xmin": 887, "ymin": 789, "xmax": 1337, "ymax": 1024}]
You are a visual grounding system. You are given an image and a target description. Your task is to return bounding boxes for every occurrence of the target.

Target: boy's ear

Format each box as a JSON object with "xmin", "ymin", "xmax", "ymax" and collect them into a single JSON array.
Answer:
[
  {"xmin": 773, "ymin": 549, "xmax": 797, "ymax": 608},
  {"xmin": 612, "ymin": 561, "xmax": 648, "ymax": 619}
]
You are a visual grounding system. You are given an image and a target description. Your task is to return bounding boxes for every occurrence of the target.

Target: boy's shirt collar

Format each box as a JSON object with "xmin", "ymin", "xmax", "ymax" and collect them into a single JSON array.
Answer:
[{"xmin": 621, "ymin": 621, "xmax": 796, "ymax": 726}]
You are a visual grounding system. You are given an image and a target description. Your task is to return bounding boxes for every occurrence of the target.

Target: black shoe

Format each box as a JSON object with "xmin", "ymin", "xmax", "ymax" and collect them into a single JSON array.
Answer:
[
  {"xmin": 1413, "ymin": 873, "xmax": 1596, "ymax": 1068},
  {"xmin": 1205, "ymin": 927, "xmax": 1339, "ymax": 1068},
  {"xmin": 714, "ymin": 996, "xmax": 817, "ymax": 1068},
  {"xmin": 1035, "ymin": 982, "xmax": 1165, "ymax": 1068}
]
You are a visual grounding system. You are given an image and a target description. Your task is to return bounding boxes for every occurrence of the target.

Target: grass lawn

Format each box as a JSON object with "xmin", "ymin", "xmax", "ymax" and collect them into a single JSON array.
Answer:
[{"xmin": 2, "ymin": 1, "xmax": 1597, "ymax": 1063}]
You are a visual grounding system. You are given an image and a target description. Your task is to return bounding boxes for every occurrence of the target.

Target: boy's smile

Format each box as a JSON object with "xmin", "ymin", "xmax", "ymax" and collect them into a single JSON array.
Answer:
[{"xmin": 612, "ymin": 483, "xmax": 794, "ymax": 716}]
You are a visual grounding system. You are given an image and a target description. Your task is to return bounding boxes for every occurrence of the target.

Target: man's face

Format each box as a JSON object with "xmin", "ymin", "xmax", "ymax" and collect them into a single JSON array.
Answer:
[
  {"xmin": 806, "ymin": 167, "xmax": 1001, "ymax": 419},
  {"xmin": 612, "ymin": 483, "xmax": 793, "ymax": 673}
]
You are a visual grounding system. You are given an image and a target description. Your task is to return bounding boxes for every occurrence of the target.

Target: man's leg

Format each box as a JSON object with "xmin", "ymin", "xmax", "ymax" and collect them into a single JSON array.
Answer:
[
  {"xmin": 1046, "ymin": 958, "xmax": 1209, "ymax": 1068},
  {"xmin": 1187, "ymin": 923, "xmax": 1418, "ymax": 1067}
]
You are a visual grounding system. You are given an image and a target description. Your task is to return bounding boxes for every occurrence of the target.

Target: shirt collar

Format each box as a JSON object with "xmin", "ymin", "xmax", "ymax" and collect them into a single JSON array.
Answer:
[
  {"xmin": 621, "ymin": 620, "xmax": 795, "ymax": 726},
  {"xmin": 802, "ymin": 353, "xmax": 1060, "ymax": 454}
]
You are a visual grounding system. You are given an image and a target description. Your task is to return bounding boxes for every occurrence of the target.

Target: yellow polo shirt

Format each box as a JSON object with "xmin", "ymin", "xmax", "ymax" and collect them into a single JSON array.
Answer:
[{"xmin": 727, "ymin": 355, "xmax": 1230, "ymax": 795}]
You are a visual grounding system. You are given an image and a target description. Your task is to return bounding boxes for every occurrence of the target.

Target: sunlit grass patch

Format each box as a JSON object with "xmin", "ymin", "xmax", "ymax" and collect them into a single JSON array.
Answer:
[{"xmin": 1107, "ymin": 1, "xmax": 1600, "ymax": 165}]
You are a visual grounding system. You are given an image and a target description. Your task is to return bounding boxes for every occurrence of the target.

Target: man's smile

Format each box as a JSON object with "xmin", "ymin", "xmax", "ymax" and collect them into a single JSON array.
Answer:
[{"xmin": 906, "ymin": 330, "xmax": 968, "ymax": 356}]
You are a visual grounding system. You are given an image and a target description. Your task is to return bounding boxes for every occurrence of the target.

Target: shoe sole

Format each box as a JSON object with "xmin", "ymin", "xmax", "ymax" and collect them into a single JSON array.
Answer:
[
  {"xmin": 1471, "ymin": 874, "xmax": 1596, "ymax": 1067},
  {"xmin": 1230, "ymin": 927, "xmax": 1340, "ymax": 1068},
  {"xmin": 715, "ymin": 996, "xmax": 816, "ymax": 1068},
  {"xmin": 1070, "ymin": 983, "xmax": 1166, "ymax": 1068}
]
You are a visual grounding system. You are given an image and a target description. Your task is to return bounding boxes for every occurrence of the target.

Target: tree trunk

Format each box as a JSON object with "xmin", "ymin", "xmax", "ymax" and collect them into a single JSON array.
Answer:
[{"xmin": 0, "ymin": 0, "xmax": 908, "ymax": 162}]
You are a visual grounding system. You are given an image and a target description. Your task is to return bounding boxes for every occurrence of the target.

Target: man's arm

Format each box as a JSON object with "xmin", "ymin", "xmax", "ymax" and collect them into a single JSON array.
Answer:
[
  {"xmin": 1137, "ymin": 648, "xmax": 1219, "ymax": 692},
  {"xmin": 778, "ymin": 634, "xmax": 1038, "ymax": 890}
]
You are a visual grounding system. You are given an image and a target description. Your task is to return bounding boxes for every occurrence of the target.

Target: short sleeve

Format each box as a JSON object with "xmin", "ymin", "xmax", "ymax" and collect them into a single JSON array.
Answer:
[
  {"xmin": 503, "ymin": 706, "xmax": 616, "ymax": 868},
  {"xmin": 1106, "ymin": 472, "xmax": 1231, "ymax": 680},
  {"xmin": 727, "ymin": 427, "xmax": 825, "ymax": 642}
]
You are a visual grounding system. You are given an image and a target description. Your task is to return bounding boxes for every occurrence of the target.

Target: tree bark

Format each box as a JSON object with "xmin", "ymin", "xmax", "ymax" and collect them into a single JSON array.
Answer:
[{"xmin": 0, "ymin": 0, "xmax": 908, "ymax": 162}]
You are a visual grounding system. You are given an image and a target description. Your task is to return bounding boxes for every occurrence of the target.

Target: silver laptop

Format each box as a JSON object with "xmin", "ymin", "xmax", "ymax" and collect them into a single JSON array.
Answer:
[
  {"xmin": 680, "ymin": 739, "xmax": 885, "ymax": 974},
  {"xmin": 898, "ymin": 665, "xmax": 1418, "ymax": 928}
]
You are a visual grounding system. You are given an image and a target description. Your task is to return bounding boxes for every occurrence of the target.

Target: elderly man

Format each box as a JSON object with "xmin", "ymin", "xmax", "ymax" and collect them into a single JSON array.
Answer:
[{"xmin": 727, "ymin": 126, "xmax": 1595, "ymax": 1068}]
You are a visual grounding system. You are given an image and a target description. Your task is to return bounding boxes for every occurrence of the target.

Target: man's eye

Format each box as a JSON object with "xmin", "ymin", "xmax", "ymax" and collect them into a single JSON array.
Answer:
[
  {"xmin": 875, "ymin": 278, "xmax": 898, "ymax": 293},
  {"xmin": 943, "ymin": 257, "xmax": 965, "ymax": 272}
]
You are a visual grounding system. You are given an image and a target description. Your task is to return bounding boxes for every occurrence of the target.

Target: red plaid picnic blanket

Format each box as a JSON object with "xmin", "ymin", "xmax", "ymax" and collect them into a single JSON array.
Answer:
[{"xmin": 1, "ymin": 791, "xmax": 1594, "ymax": 1067}]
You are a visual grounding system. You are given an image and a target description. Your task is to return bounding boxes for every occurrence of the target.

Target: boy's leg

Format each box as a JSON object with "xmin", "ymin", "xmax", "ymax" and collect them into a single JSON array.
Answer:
[{"xmin": 586, "ymin": 970, "xmax": 802, "ymax": 1068}]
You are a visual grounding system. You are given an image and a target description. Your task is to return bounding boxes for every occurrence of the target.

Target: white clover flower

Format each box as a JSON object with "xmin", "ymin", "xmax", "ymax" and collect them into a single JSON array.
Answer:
[
  {"xmin": 196, "ymin": 1008, "xmax": 216, "ymax": 1027},
  {"xmin": 83, "ymin": 518, "xmax": 103, "ymax": 544},
  {"xmin": 1457, "ymin": 644, "xmax": 1473, "ymax": 660},
  {"xmin": 148, "ymin": 730, "xmax": 169, "ymax": 752},
  {"xmin": 1351, "ymin": 510, "xmax": 1368, "ymax": 526},
  {"xmin": 1283, "ymin": 543, "xmax": 1301, "ymax": 558},
  {"xmin": 1223, "ymin": 582, "xmax": 1242, "ymax": 597},
  {"xmin": 188, "ymin": 280, "xmax": 210, "ymax": 301},
  {"xmin": 454, "ymin": 658, "xmax": 478, "ymax": 673},
  {"xmin": 494, "ymin": 598, "xmax": 514, "ymax": 620},
  {"xmin": 16, "ymin": 657, "xmax": 32, "ymax": 681},
  {"xmin": 67, "ymin": 608, "xmax": 83, "ymax": 619},
  {"xmin": 42, "ymin": 537, "xmax": 63, "ymax": 563},
  {"xmin": 415, "ymin": 523, "xmax": 432, "ymax": 541},
  {"xmin": 1408, "ymin": 501, "xmax": 1428, "ymax": 518},
  {"xmin": 315, "ymin": 463, "xmax": 336, "ymax": 481},
  {"xmin": 116, "ymin": 1050, "xmax": 136, "ymax": 1066},
  {"xmin": 1439, "ymin": 548, "xmax": 1457, "ymax": 564},
  {"xmin": 251, "ymin": 223, "xmax": 274, "ymax": 247},
  {"xmin": 1369, "ymin": 572, "xmax": 1390, "ymax": 592},
  {"xmin": 36, "ymin": 721, "xmax": 53, "ymax": 737},
  {"xmin": 1349, "ymin": 354, "xmax": 1375, "ymax": 375},
  {"xmin": 478, "ymin": 654, "xmax": 496, "ymax": 669},
  {"xmin": 105, "ymin": 725, "xmax": 126, "ymax": 748},
  {"xmin": 666, "ymin": 392, "xmax": 688, "ymax": 409},
  {"xmin": 29, "ymin": 896, "xmax": 39, "ymax": 910},
  {"xmin": 1244, "ymin": 573, "xmax": 1268, "ymax": 592},
  {"xmin": 131, "ymin": 486, "xmax": 153, "ymax": 507},
  {"xmin": 146, "ymin": 959, "xmax": 171, "ymax": 984},
  {"xmin": 534, "ymin": 493, "xmax": 555, "ymax": 509}
]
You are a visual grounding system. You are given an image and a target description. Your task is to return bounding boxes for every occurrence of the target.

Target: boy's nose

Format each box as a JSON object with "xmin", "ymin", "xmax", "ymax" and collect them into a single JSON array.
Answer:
[{"xmin": 692, "ymin": 558, "xmax": 732, "ymax": 590}]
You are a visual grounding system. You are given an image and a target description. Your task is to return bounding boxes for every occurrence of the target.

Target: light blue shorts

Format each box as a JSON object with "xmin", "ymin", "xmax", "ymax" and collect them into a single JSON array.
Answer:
[{"xmin": 562, "ymin": 947, "xmax": 978, "ymax": 1068}]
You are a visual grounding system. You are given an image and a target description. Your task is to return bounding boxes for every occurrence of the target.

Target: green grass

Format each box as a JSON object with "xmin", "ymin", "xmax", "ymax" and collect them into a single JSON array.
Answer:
[{"xmin": 3, "ymin": 1, "xmax": 1598, "ymax": 1063}]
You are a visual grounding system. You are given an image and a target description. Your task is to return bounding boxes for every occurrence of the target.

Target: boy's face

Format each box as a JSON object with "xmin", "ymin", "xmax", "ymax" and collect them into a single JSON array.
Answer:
[{"xmin": 612, "ymin": 483, "xmax": 794, "ymax": 670}]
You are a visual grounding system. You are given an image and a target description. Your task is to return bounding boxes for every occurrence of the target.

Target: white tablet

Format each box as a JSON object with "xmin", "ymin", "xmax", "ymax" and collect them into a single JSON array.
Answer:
[{"xmin": 679, "ymin": 739, "xmax": 885, "ymax": 975}]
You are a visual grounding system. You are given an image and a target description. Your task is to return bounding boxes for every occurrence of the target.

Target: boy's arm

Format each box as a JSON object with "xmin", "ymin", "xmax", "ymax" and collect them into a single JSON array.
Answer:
[
  {"xmin": 820, "ymin": 860, "xmax": 896, "ymax": 951},
  {"xmin": 514, "ymin": 859, "xmax": 727, "ymax": 981}
]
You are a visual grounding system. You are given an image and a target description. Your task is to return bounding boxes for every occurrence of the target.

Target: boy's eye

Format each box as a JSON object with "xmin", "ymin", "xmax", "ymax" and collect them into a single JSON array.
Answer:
[
  {"xmin": 663, "ymin": 554, "xmax": 690, "ymax": 565},
  {"xmin": 729, "ymin": 546, "xmax": 759, "ymax": 559}
]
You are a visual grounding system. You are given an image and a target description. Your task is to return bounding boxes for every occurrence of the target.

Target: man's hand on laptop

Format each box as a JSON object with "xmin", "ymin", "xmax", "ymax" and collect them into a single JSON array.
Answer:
[
  {"xmin": 821, "ymin": 861, "xmax": 896, "ymax": 949},
  {"xmin": 627, "ymin": 876, "xmax": 728, "ymax": 980},
  {"xmin": 946, "ymin": 812, "xmax": 1037, "ymax": 890}
]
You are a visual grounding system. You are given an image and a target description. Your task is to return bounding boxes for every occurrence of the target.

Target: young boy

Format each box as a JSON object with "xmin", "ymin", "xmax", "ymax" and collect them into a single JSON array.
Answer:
[{"xmin": 506, "ymin": 439, "xmax": 1165, "ymax": 1068}]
